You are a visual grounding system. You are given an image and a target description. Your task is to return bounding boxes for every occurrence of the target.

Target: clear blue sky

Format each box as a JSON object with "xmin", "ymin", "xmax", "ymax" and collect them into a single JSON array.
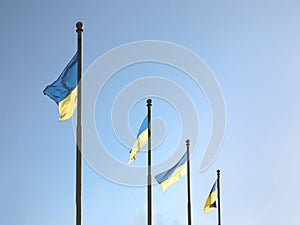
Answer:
[{"xmin": 1, "ymin": 1, "xmax": 300, "ymax": 225}]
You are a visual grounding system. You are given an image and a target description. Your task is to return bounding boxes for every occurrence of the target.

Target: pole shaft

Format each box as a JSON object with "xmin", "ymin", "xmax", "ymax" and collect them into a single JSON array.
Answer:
[
  {"xmin": 147, "ymin": 99, "xmax": 152, "ymax": 225},
  {"xmin": 186, "ymin": 139, "xmax": 192, "ymax": 225},
  {"xmin": 217, "ymin": 170, "xmax": 221, "ymax": 225},
  {"xmin": 76, "ymin": 22, "xmax": 83, "ymax": 225}
]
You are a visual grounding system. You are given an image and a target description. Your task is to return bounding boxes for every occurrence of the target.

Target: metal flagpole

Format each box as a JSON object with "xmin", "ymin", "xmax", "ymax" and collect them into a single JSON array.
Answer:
[
  {"xmin": 147, "ymin": 99, "xmax": 152, "ymax": 225},
  {"xmin": 76, "ymin": 21, "xmax": 83, "ymax": 225},
  {"xmin": 186, "ymin": 139, "xmax": 192, "ymax": 225},
  {"xmin": 217, "ymin": 170, "xmax": 221, "ymax": 225}
]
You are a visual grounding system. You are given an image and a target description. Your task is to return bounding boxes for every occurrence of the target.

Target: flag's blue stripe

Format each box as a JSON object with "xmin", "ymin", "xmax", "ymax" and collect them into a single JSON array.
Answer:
[
  {"xmin": 43, "ymin": 52, "xmax": 78, "ymax": 104},
  {"xmin": 155, "ymin": 152, "xmax": 187, "ymax": 184},
  {"xmin": 210, "ymin": 201, "xmax": 217, "ymax": 208},
  {"xmin": 210, "ymin": 180, "xmax": 217, "ymax": 192},
  {"xmin": 137, "ymin": 116, "xmax": 148, "ymax": 137}
]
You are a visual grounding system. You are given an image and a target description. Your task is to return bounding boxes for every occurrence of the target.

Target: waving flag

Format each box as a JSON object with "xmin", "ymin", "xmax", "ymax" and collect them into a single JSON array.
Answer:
[
  {"xmin": 43, "ymin": 52, "xmax": 78, "ymax": 121},
  {"xmin": 155, "ymin": 152, "xmax": 187, "ymax": 192},
  {"xmin": 204, "ymin": 180, "xmax": 218, "ymax": 213},
  {"xmin": 128, "ymin": 116, "xmax": 148, "ymax": 164}
]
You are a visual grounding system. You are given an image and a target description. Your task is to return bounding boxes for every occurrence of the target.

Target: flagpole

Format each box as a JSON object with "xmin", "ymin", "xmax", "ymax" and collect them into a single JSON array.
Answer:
[
  {"xmin": 76, "ymin": 21, "xmax": 83, "ymax": 225},
  {"xmin": 217, "ymin": 170, "xmax": 221, "ymax": 225},
  {"xmin": 186, "ymin": 139, "xmax": 192, "ymax": 225},
  {"xmin": 147, "ymin": 99, "xmax": 152, "ymax": 225}
]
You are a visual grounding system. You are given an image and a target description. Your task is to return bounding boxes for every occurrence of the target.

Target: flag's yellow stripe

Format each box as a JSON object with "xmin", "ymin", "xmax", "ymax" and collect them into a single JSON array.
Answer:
[
  {"xmin": 128, "ymin": 128, "xmax": 148, "ymax": 164},
  {"xmin": 204, "ymin": 189, "xmax": 217, "ymax": 213},
  {"xmin": 160, "ymin": 164, "xmax": 187, "ymax": 192},
  {"xmin": 58, "ymin": 86, "xmax": 77, "ymax": 121}
]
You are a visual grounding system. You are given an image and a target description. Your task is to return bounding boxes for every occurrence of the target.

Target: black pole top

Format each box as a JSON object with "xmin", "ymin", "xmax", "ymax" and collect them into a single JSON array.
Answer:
[
  {"xmin": 217, "ymin": 169, "xmax": 220, "ymax": 175},
  {"xmin": 76, "ymin": 22, "xmax": 83, "ymax": 32},
  {"xmin": 147, "ymin": 99, "xmax": 152, "ymax": 106},
  {"xmin": 186, "ymin": 139, "xmax": 190, "ymax": 145}
]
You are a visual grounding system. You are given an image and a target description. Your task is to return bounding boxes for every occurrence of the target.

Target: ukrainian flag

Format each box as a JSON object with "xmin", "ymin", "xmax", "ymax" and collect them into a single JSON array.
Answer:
[
  {"xmin": 43, "ymin": 52, "xmax": 78, "ymax": 121},
  {"xmin": 128, "ymin": 116, "xmax": 148, "ymax": 164},
  {"xmin": 155, "ymin": 152, "xmax": 187, "ymax": 192},
  {"xmin": 204, "ymin": 180, "xmax": 218, "ymax": 213}
]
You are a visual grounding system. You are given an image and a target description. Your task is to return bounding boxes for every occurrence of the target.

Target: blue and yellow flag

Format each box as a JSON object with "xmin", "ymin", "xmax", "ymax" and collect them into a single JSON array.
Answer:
[
  {"xmin": 43, "ymin": 52, "xmax": 78, "ymax": 121},
  {"xmin": 155, "ymin": 152, "xmax": 187, "ymax": 192},
  {"xmin": 128, "ymin": 116, "xmax": 148, "ymax": 164},
  {"xmin": 204, "ymin": 180, "xmax": 218, "ymax": 213}
]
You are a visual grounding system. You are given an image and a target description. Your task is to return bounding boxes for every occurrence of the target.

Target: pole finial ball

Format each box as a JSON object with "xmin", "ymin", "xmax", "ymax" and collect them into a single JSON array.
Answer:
[
  {"xmin": 147, "ymin": 99, "xmax": 152, "ymax": 106},
  {"xmin": 76, "ymin": 22, "xmax": 83, "ymax": 30},
  {"xmin": 186, "ymin": 139, "xmax": 190, "ymax": 144}
]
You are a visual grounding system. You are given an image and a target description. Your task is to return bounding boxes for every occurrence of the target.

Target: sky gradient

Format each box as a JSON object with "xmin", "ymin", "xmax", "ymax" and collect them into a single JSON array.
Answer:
[{"xmin": 1, "ymin": 1, "xmax": 300, "ymax": 225}]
